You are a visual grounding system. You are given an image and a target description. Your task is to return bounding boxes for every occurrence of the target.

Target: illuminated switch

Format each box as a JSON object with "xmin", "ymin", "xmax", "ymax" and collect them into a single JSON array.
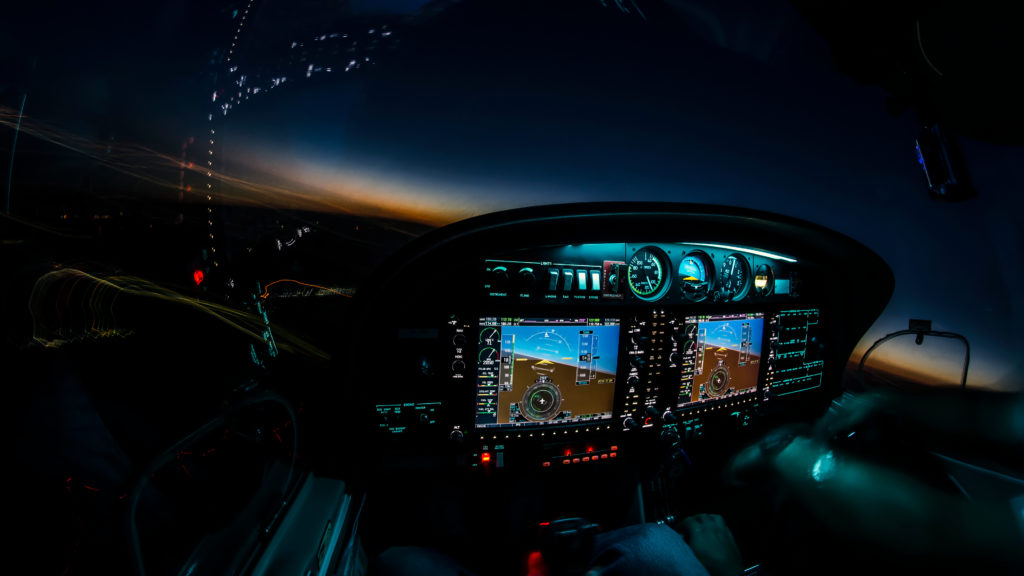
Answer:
[
  {"xmin": 542, "ymin": 461, "xmax": 551, "ymax": 467},
  {"xmin": 563, "ymin": 459, "xmax": 571, "ymax": 465},
  {"xmin": 562, "ymin": 269, "xmax": 573, "ymax": 291},
  {"xmin": 600, "ymin": 454, "xmax": 608, "ymax": 460},
  {"xmin": 577, "ymin": 270, "xmax": 588, "ymax": 291},
  {"xmin": 609, "ymin": 452, "xmax": 617, "ymax": 458},
  {"xmin": 591, "ymin": 270, "xmax": 601, "ymax": 291},
  {"xmin": 548, "ymin": 269, "xmax": 559, "ymax": 291},
  {"xmin": 572, "ymin": 457, "xmax": 581, "ymax": 464},
  {"xmin": 582, "ymin": 456, "xmax": 590, "ymax": 462}
]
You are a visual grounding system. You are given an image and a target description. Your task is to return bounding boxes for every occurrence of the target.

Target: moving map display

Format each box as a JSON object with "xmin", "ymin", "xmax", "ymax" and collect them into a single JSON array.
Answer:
[
  {"xmin": 677, "ymin": 312, "xmax": 763, "ymax": 407},
  {"xmin": 475, "ymin": 317, "xmax": 619, "ymax": 428}
]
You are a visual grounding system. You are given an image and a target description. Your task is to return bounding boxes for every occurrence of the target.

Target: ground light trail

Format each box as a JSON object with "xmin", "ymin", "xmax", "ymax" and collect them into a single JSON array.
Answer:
[
  {"xmin": 259, "ymin": 279, "xmax": 353, "ymax": 300},
  {"xmin": 0, "ymin": 107, "xmax": 455, "ymax": 231},
  {"xmin": 29, "ymin": 267, "xmax": 330, "ymax": 360}
]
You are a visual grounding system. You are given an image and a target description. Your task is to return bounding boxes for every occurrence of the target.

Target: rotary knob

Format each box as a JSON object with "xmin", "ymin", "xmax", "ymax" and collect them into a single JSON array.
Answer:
[
  {"xmin": 490, "ymin": 266, "xmax": 509, "ymax": 289},
  {"xmin": 516, "ymin": 267, "xmax": 536, "ymax": 290}
]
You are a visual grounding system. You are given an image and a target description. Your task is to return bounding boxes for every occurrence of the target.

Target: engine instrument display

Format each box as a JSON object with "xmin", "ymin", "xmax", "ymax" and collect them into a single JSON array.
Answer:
[
  {"xmin": 475, "ymin": 317, "xmax": 619, "ymax": 428},
  {"xmin": 678, "ymin": 312, "xmax": 763, "ymax": 407},
  {"xmin": 627, "ymin": 246, "xmax": 670, "ymax": 301}
]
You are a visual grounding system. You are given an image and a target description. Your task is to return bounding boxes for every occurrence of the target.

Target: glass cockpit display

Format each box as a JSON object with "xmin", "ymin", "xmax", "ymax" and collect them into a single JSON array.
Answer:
[
  {"xmin": 678, "ymin": 312, "xmax": 764, "ymax": 407},
  {"xmin": 475, "ymin": 317, "xmax": 619, "ymax": 428}
]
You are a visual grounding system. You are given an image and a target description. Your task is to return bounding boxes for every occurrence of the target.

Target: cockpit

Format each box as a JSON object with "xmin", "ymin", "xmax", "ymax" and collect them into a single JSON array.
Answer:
[
  {"xmin": 5, "ymin": 1, "xmax": 1024, "ymax": 576},
  {"xmin": 327, "ymin": 202, "xmax": 893, "ymax": 574}
]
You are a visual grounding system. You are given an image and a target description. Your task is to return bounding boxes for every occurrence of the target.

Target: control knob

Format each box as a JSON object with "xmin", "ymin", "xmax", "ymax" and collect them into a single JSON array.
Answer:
[
  {"xmin": 631, "ymin": 334, "xmax": 651, "ymax": 347},
  {"xmin": 516, "ymin": 267, "xmax": 536, "ymax": 290},
  {"xmin": 490, "ymin": 266, "xmax": 509, "ymax": 289}
]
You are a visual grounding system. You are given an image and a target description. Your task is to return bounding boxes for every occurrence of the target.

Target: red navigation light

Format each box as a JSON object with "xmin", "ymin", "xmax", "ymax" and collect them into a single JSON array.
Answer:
[
  {"xmin": 193, "ymin": 269, "xmax": 204, "ymax": 286},
  {"xmin": 564, "ymin": 448, "xmax": 572, "ymax": 457},
  {"xmin": 481, "ymin": 452, "xmax": 491, "ymax": 463}
]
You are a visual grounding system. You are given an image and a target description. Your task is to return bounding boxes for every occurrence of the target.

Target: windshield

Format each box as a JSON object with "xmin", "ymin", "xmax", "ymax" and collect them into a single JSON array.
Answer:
[{"xmin": 7, "ymin": 1, "xmax": 1020, "ymax": 389}]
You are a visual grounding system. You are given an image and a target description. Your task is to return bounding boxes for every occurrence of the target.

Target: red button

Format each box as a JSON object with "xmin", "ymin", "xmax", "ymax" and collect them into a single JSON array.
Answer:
[
  {"xmin": 572, "ymin": 458, "xmax": 581, "ymax": 464},
  {"xmin": 582, "ymin": 456, "xmax": 590, "ymax": 462},
  {"xmin": 600, "ymin": 454, "xmax": 608, "ymax": 459},
  {"xmin": 563, "ymin": 459, "xmax": 571, "ymax": 465},
  {"xmin": 610, "ymin": 445, "xmax": 618, "ymax": 451},
  {"xmin": 610, "ymin": 452, "xmax": 617, "ymax": 458},
  {"xmin": 542, "ymin": 461, "xmax": 551, "ymax": 467}
]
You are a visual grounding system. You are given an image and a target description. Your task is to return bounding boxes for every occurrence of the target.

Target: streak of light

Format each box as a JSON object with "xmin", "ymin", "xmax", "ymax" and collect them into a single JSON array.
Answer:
[
  {"xmin": 259, "ymin": 278, "xmax": 352, "ymax": 300},
  {"xmin": 29, "ymin": 267, "xmax": 330, "ymax": 360},
  {"xmin": 0, "ymin": 107, "xmax": 448, "ymax": 233}
]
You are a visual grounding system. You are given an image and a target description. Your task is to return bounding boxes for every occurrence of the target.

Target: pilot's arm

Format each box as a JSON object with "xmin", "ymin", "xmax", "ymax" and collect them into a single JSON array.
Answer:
[
  {"xmin": 743, "ymin": 388, "xmax": 1024, "ymax": 573},
  {"xmin": 771, "ymin": 436, "xmax": 1022, "ymax": 568}
]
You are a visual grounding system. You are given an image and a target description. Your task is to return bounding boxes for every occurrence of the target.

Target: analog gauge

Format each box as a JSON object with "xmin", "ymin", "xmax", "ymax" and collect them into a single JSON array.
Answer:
[
  {"xmin": 718, "ymin": 254, "xmax": 751, "ymax": 301},
  {"xmin": 627, "ymin": 246, "xmax": 671, "ymax": 301},
  {"xmin": 754, "ymin": 264, "xmax": 774, "ymax": 297},
  {"xmin": 678, "ymin": 251, "xmax": 715, "ymax": 302}
]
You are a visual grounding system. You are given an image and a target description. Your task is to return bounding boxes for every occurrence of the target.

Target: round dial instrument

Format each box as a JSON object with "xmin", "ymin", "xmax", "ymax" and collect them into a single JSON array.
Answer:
[
  {"xmin": 627, "ymin": 246, "xmax": 671, "ymax": 301},
  {"xmin": 521, "ymin": 379, "xmax": 562, "ymax": 422},
  {"xmin": 718, "ymin": 253, "xmax": 751, "ymax": 301},
  {"xmin": 479, "ymin": 327, "xmax": 499, "ymax": 346},
  {"xmin": 754, "ymin": 264, "xmax": 774, "ymax": 297},
  {"xmin": 678, "ymin": 251, "xmax": 715, "ymax": 302}
]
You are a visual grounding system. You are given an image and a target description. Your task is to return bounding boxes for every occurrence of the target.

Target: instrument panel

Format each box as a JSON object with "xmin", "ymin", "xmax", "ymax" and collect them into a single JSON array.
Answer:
[
  {"xmin": 481, "ymin": 243, "xmax": 801, "ymax": 304},
  {"xmin": 350, "ymin": 204, "xmax": 892, "ymax": 472}
]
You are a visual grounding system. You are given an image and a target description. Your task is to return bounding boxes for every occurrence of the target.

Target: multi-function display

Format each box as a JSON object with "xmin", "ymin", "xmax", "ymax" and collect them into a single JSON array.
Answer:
[
  {"xmin": 475, "ymin": 317, "xmax": 619, "ymax": 428},
  {"xmin": 677, "ymin": 312, "xmax": 764, "ymax": 407}
]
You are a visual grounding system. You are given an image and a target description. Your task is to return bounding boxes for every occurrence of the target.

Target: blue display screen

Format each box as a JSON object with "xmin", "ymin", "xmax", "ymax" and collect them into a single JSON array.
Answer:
[{"xmin": 475, "ymin": 317, "xmax": 619, "ymax": 428}]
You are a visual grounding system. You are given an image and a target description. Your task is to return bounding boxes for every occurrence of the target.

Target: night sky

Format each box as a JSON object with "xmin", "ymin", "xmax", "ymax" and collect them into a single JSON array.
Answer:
[{"xmin": 3, "ymin": 0, "xmax": 1023, "ymax": 391}]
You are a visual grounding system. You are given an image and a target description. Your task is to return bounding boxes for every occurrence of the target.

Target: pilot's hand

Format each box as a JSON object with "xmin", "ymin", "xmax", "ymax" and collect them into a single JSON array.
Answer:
[
  {"xmin": 725, "ymin": 423, "xmax": 809, "ymax": 486},
  {"xmin": 813, "ymin": 390, "xmax": 892, "ymax": 441},
  {"xmin": 678, "ymin": 514, "xmax": 744, "ymax": 576}
]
